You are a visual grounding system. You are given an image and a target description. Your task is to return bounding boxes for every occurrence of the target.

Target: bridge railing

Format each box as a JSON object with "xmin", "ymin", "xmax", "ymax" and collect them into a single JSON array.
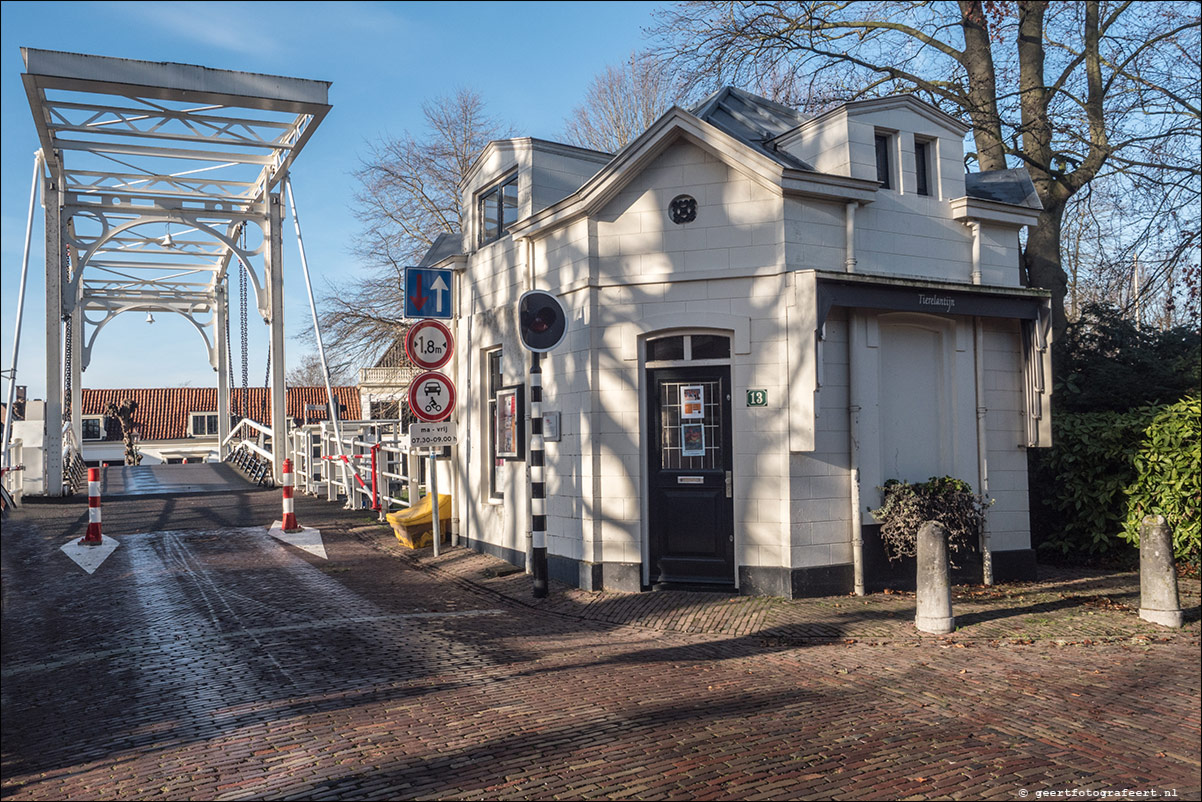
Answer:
[
  {"xmin": 222, "ymin": 418, "xmax": 275, "ymax": 485},
  {"xmin": 289, "ymin": 419, "xmax": 426, "ymax": 521},
  {"xmin": 2, "ymin": 439, "xmax": 24, "ymax": 507}
]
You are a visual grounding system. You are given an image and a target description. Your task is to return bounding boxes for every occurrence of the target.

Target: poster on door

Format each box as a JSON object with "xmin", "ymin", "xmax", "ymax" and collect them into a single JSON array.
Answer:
[
  {"xmin": 681, "ymin": 385, "xmax": 705, "ymax": 419},
  {"xmin": 681, "ymin": 423, "xmax": 705, "ymax": 457}
]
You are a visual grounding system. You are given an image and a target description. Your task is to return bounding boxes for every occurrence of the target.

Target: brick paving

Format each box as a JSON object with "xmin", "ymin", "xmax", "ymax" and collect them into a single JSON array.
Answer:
[{"xmin": 2, "ymin": 489, "xmax": 1199, "ymax": 801}]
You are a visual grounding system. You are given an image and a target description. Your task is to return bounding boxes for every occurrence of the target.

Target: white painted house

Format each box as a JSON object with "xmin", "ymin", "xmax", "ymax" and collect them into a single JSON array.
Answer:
[{"xmin": 431, "ymin": 88, "xmax": 1052, "ymax": 596}]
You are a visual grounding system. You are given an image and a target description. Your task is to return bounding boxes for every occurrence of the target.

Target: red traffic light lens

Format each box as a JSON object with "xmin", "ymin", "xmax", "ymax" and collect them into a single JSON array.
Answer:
[{"xmin": 530, "ymin": 308, "xmax": 554, "ymax": 333}]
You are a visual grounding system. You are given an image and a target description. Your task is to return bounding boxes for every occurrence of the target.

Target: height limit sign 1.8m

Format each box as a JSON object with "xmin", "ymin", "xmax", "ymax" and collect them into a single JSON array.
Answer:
[{"xmin": 405, "ymin": 319, "xmax": 453, "ymax": 371}]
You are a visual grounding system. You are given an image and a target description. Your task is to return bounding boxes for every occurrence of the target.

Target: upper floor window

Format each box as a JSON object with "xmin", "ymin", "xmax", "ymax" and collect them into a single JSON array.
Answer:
[
  {"xmin": 477, "ymin": 175, "xmax": 518, "ymax": 247},
  {"xmin": 915, "ymin": 139, "xmax": 933, "ymax": 196},
  {"xmin": 874, "ymin": 133, "xmax": 893, "ymax": 189},
  {"xmin": 81, "ymin": 416, "xmax": 105, "ymax": 441},
  {"xmin": 190, "ymin": 412, "xmax": 219, "ymax": 437}
]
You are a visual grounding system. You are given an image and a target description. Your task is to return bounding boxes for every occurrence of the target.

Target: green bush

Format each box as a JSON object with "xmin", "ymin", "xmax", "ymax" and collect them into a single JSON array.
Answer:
[
  {"xmin": 870, "ymin": 476, "xmax": 989, "ymax": 566},
  {"xmin": 1121, "ymin": 396, "xmax": 1201, "ymax": 565},
  {"xmin": 1031, "ymin": 396, "xmax": 1200, "ymax": 564}
]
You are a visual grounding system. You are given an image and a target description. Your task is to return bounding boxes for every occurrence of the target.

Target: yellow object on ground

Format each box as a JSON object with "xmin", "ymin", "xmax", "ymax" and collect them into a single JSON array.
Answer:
[{"xmin": 386, "ymin": 494, "xmax": 452, "ymax": 549}]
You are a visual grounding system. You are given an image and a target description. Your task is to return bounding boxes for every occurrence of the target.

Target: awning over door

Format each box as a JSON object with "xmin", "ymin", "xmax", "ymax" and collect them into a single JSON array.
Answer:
[{"xmin": 788, "ymin": 271, "xmax": 1053, "ymax": 451}]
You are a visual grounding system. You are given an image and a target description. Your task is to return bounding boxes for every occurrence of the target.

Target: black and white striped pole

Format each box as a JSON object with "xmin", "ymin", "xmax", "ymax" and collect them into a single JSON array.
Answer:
[
  {"xmin": 529, "ymin": 352, "xmax": 548, "ymax": 597},
  {"xmin": 518, "ymin": 290, "xmax": 568, "ymax": 600}
]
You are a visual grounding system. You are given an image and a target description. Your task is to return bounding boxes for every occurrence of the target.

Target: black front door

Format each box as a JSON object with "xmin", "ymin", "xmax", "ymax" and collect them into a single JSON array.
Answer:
[{"xmin": 647, "ymin": 366, "xmax": 735, "ymax": 586}]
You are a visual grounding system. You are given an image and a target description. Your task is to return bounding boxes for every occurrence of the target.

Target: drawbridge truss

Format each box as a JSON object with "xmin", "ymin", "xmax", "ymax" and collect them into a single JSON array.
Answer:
[{"xmin": 20, "ymin": 48, "xmax": 330, "ymax": 492}]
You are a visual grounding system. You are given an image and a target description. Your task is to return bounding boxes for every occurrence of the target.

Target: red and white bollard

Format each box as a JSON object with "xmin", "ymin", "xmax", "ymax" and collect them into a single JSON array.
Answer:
[
  {"xmin": 281, "ymin": 458, "xmax": 299, "ymax": 532},
  {"xmin": 80, "ymin": 467, "xmax": 103, "ymax": 545}
]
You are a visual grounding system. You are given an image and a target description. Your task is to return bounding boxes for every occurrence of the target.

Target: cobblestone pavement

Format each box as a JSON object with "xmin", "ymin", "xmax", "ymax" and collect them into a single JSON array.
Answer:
[{"xmin": 2, "ymin": 490, "xmax": 1199, "ymax": 801}]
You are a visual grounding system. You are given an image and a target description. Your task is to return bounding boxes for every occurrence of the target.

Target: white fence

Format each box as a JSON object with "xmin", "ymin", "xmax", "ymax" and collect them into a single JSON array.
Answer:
[{"xmin": 286, "ymin": 419, "xmax": 433, "ymax": 522}]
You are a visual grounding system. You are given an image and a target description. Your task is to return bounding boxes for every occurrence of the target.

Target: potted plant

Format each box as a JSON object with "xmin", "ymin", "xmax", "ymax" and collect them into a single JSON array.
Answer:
[{"xmin": 870, "ymin": 476, "xmax": 991, "ymax": 569}]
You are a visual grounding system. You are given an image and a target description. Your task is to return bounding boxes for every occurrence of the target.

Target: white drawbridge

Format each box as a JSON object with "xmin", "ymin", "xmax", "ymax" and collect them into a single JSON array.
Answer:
[{"xmin": 5, "ymin": 49, "xmax": 331, "ymax": 495}]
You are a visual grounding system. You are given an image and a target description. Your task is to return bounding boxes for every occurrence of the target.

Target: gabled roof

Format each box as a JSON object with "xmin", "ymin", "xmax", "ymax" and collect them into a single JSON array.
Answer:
[
  {"xmin": 81, "ymin": 386, "xmax": 361, "ymax": 442},
  {"xmin": 418, "ymin": 232, "xmax": 463, "ymax": 267},
  {"xmin": 690, "ymin": 87, "xmax": 813, "ymax": 170},
  {"xmin": 509, "ymin": 103, "xmax": 878, "ymax": 239}
]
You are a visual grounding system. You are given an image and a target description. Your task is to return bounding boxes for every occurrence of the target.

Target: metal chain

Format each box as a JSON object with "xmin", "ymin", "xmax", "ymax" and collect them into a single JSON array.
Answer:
[
  {"xmin": 224, "ymin": 271, "xmax": 233, "ymax": 399},
  {"xmin": 62, "ymin": 245, "xmax": 73, "ymax": 420},
  {"xmin": 262, "ymin": 347, "xmax": 271, "ymax": 420}
]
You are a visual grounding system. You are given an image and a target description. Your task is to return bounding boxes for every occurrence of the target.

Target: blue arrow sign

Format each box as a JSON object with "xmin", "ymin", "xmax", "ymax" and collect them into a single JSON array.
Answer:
[{"xmin": 404, "ymin": 267, "xmax": 454, "ymax": 319}]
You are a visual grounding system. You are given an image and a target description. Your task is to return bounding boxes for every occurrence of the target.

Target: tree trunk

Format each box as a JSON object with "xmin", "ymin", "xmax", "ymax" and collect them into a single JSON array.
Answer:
[
  {"xmin": 1024, "ymin": 204, "xmax": 1069, "ymax": 338},
  {"xmin": 958, "ymin": 0, "xmax": 1007, "ymax": 170}
]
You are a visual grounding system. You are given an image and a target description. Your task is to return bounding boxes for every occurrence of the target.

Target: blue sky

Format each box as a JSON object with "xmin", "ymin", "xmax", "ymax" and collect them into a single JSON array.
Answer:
[{"xmin": 1, "ymin": 0, "xmax": 666, "ymax": 398}]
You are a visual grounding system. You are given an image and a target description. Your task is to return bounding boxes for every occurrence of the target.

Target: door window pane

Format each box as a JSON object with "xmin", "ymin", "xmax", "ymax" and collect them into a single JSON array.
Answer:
[
  {"xmin": 659, "ymin": 380, "xmax": 722, "ymax": 470},
  {"xmin": 646, "ymin": 336, "xmax": 685, "ymax": 362},
  {"xmin": 690, "ymin": 334, "xmax": 730, "ymax": 360}
]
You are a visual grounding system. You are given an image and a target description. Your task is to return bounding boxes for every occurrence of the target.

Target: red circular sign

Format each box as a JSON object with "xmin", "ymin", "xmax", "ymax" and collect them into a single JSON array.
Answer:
[
  {"xmin": 405, "ymin": 319, "xmax": 454, "ymax": 370},
  {"xmin": 408, "ymin": 371, "xmax": 456, "ymax": 422}
]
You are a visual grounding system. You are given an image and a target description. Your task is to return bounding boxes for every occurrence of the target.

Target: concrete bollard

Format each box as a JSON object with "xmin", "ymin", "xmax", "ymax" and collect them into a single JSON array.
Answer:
[
  {"xmin": 1139, "ymin": 515, "xmax": 1183, "ymax": 628},
  {"xmin": 915, "ymin": 520, "xmax": 955, "ymax": 634}
]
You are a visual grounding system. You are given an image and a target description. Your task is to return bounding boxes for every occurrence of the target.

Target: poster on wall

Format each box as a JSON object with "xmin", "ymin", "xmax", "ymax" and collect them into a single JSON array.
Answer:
[
  {"xmin": 681, "ymin": 423, "xmax": 705, "ymax": 457},
  {"xmin": 681, "ymin": 385, "xmax": 705, "ymax": 419},
  {"xmin": 495, "ymin": 385, "xmax": 525, "ymax": 460}
]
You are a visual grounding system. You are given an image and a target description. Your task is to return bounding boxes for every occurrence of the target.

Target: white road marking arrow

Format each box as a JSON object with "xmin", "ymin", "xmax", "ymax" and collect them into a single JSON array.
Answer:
[
  {"xmin": 268, "ymin": 521, "xmax": 327, "ymax": 559},
  {"xmin": 60, "ymin": 535, "xmax": 120, "ymax": 574},
  {"xmin": 430, "ymin": 273, "xmax": 449, "ymax": 314}
]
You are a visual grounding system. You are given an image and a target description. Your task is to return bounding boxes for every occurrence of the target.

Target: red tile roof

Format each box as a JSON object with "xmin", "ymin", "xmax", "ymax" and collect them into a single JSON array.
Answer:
[{"xmin": 80, "ymin": 387, "xmax": 361, "ymax": 442}]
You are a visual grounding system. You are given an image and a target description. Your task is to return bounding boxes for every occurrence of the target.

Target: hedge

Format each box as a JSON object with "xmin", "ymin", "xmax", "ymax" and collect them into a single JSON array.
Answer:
[{"xmin": 1031, "ymin": 395, "xmax": 1200, "ymax": 565}]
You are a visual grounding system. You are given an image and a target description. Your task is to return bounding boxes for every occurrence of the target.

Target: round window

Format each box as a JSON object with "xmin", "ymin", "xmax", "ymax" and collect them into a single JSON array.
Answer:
[{"xmin": 669, "ymin": 194, "xmax": 697, "ymax": 224}]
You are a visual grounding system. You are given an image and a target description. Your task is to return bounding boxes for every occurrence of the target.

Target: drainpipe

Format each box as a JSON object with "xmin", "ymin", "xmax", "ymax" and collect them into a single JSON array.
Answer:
[
  {"xmin": 848, "ymin": 312, "xmax": 865, "ymax": 596},
  {"xmin": 844, "ymin": 202, "xmax": 857, "ymax": 274},
  {"xmin": 974, "ymin": 318, "xmax": 994, "ymax": 585},
  {"xmin": 970, "ymin": 221, "xmax": 982, "ymax": 285}
]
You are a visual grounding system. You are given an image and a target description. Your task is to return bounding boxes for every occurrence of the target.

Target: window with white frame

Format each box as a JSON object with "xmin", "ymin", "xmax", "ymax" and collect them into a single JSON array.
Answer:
[
  {"xmin": 81, "ymin": 415, "xmax": 105, "ymax": 441},
  {"xmin": 874, "ymin": 131, "xmax": 894, "ymax": 190},
  {"xmin": 486, "ymin": 348, "xmax": 504, "ymax": 499},
  {"xmin": 189, "ymin": 411, "xmax": 219, "ymax": 437},
  {"xmin": 915, "ymin": 138, "xmax": 934, "ymax": 197},
  {"xmin": 477, "ymin": 175, "xmax": 518, "ymax": 247}
]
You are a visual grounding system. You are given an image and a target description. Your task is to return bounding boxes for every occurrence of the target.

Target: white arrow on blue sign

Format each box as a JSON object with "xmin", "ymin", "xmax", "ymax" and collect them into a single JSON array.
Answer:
[{"xmin": 404, "ymin": 267, "xmax": 454, "ymax": 320}]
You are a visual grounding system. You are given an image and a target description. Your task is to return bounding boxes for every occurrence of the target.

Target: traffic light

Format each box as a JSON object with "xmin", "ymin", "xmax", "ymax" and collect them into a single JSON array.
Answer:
[{"xmin": 518, "ymin": 290, "xmax": 568, "ymax": 353}]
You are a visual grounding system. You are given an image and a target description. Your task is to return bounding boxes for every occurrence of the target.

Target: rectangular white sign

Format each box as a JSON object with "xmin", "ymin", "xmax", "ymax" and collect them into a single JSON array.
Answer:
[{"xmin": 409, "ymin": 421, "xmax": 458, "ymax": 448}]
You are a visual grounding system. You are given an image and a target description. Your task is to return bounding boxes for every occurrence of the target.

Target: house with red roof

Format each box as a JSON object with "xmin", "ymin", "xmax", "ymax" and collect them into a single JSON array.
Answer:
[{"xmin": 77, "ymin": 386, "xmax": 360, "ymax": 465}]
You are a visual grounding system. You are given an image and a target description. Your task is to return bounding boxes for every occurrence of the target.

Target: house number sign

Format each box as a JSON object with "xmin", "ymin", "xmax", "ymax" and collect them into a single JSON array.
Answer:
[{"xmin": 746, "ymin": 389, "xmax": 768, "ymax": 407}]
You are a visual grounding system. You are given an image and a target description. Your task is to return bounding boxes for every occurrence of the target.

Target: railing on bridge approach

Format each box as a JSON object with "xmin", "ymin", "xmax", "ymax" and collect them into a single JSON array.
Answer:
[{"xmin": 290, "ymin": 419, "xmax": 427, "ymax": 519}]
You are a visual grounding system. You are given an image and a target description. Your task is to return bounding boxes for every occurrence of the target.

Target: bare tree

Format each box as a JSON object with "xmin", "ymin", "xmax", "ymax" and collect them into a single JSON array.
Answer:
[
  {"xmin": 651, "ymin": 1, "xmax": 1201, "ymax": 338},
  {"xmin": 105, "ymin": 399, "xmax": 141, "ymax": 466},
  {"xmin": 313, "ymin": 90, "xmax": 510, "ymax": 374},
  {"xmin": 286, "ymin": 352, "xmax": 352, "ymax": 387},
  {"xmin": 564, "ymin": 53, "xmax": 692, "ymax": 153}
]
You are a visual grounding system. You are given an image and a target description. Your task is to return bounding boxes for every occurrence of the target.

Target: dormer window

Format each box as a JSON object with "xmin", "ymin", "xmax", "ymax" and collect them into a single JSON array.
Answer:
[
  {"xmin": 477, "ymin": 175, "xmax": 518, "ymax": 247},
  {"xmin": 81, "ymin": 415, "xmax": 105, "ymax": 441},
  {"xmin": 874, "ymin": 132, "xmax": 893, "ymax": 189},
  {"xmin": 190, "ymin": 412, "xmax": 219, "ymax": 437},
  {"xmin": 915, "ymin": 138, "xmax": 933, "ymax": 196}
]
